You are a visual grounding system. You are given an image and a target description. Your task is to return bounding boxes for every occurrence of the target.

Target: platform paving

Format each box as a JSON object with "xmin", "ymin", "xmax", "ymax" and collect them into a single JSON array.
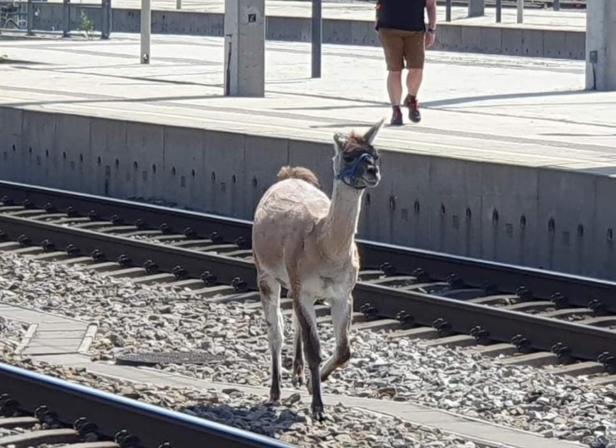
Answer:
[
  {"xmin": 0, "ymin": 34, "xmax": 614, "ymax": 171},
  {"xmin": 0, "ymin": 303, "xmax": 92, "ymax": 355}
]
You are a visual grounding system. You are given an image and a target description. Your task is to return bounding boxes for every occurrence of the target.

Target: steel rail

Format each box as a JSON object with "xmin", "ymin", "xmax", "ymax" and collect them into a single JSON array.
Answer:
[
  {"xmin": 1, "ymin": 180, "xmax": 616, "ymax": 313},
  {"xmin": 0, "ymin": 362, "xmax": 291, "ymax": 448},
  {"xmin": 0, "ymin": 213, "xmax": 614, "ymax": 363}
]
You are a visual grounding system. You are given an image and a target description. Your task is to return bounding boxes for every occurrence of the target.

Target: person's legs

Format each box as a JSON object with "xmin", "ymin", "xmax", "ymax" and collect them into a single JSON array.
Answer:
[
  {"xmin": 403, "ymin": 32, "xmax": 426, "ymax": 123},
  {"xmin": 378, "ymin": 29, "xmax": 404, "ymax": 125},
  {"xmin": 406, "ymin": 69, "xmax": 423, "ymax": 98},
  {"xmin": 387, "ymin": 71, "xmax": 403, "ymax": 106}
]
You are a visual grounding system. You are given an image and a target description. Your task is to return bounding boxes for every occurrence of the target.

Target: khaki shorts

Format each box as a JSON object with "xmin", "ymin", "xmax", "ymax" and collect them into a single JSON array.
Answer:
[{"xmin": 378, "ymin": 28, "xmax": 425, "ymax": 71}]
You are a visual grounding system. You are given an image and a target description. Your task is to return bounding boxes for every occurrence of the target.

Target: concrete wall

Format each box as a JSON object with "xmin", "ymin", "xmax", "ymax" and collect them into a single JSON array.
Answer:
[
  {"xmin": 31, "ymin": 3, "xmax": 586, "ymax": 60},
  {"xmin": 2, "ymin": 106, "xmax": 616, "ymax": 280}
]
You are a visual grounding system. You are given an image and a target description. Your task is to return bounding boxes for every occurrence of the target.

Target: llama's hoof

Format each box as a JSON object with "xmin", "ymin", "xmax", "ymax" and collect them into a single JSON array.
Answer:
[
  {"xmin": 269, "ymin": 388, "xmax": 281, "ymax": 404},
  {"xmin": 292, "ymin": 374, "xmax": 304, "ymax": 388},
  {"xmin": 312, "ymin": 406, "xmax": 326, "ymax": 422}
]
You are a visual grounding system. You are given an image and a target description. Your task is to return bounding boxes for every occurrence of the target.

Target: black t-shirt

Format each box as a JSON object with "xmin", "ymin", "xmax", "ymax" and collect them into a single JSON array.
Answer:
[{"xmin": 376, "ymin": 0, "xmax": 426, "ymax": 32}]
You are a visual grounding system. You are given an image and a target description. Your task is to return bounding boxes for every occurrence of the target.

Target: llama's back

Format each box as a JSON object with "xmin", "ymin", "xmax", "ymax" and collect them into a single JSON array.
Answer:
[{"xmin": 253, "ymin": 166, "xmax": 330, "ymax": 273}]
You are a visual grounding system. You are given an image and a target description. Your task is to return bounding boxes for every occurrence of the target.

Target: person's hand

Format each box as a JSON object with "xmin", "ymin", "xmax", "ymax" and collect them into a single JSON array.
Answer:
[{"xmin": 425, "ymin": 31, "xmax": 436, "ymax": 48}]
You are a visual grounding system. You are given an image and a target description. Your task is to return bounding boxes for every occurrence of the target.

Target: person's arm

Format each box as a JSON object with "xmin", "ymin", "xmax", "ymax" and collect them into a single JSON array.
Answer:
[{"xmin": 425, "ymin": 0, "xmax": 437, "ymax": 48}]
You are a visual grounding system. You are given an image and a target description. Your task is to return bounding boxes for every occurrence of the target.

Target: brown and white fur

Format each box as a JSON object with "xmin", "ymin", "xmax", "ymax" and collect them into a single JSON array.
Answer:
[{"xmin": 252, "ymin": 120, "xmax": 383, "ymax": 420}]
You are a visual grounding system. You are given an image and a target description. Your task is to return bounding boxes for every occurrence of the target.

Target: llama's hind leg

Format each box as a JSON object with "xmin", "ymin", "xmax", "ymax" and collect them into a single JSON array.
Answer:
[
  {"xmin": 258, "ymin": 274, "xmax": 283, "ymax": 403},
  {"xmin": 291, "ymin": 312, "xmax": 305, "ymax": 387},
  {"xmin": 321, "ymin": 295, "xmax": 352, "ymax": 382},
  {"xmin": 296, "ymin": 296, "xmax": 325, "ymax": 421}
]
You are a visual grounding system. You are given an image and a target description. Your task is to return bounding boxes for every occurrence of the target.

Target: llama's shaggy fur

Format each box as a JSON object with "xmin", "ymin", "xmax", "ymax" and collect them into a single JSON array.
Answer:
[{"xmin": 252, "ymin": 120, "xmax": 384, "ymax": 420}]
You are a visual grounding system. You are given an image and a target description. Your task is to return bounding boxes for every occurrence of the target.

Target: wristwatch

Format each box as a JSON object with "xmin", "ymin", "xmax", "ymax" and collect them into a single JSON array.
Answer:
[{"xmin": 427, "ymin": 28, "xmax": 436, "ymax": 34}]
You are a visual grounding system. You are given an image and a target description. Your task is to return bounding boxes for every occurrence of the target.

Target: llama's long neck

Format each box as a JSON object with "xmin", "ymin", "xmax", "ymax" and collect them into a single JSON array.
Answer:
[{"xmin": 320, "ymin": 180, "xmax": 364, "ymax": 259}]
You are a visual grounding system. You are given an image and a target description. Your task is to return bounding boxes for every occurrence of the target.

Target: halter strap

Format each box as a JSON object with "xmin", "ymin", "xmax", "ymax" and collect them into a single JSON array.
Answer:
[{"xmin": 335, "ymin": 153, "xmax": 374, "ymax": 189}]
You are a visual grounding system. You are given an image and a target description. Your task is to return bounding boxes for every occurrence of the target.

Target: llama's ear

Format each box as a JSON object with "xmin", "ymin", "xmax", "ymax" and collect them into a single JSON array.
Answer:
[
  {"xmin": 363, "ymin": 118, "xmax": 385, "ymax": 145},
  {"xmin": 333, "ymin": 132, "xmax": 348, "ymax": 152}
]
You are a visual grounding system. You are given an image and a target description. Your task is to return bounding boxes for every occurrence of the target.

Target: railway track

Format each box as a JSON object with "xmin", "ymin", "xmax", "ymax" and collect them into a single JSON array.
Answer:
[
  {"xmin": 0, "ymin": 362, "xmax": 289, "ymax": 448},
  {"xmin": 0, "ymin": 180, "xmax": 615, "ymax": 381}
]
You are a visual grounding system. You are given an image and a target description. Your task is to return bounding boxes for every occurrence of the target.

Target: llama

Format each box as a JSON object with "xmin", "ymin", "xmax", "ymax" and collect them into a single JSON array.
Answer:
[{"xmin": 252, "ymin": 120, "xmax": 383, "ymax": 420}]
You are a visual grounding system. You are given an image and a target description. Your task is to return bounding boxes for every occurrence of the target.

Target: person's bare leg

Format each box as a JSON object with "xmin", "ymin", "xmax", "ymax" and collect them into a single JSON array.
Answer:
[
  {"xmin": 387, "ymin": 70, "xmax": 403, "ymax": 106},
  {"xmin": 405, "ymin": 68, "xmax": 423, "ymax": 123},
  {"xmin": 406, "ymin": 69, "xmax": 423, "ymax": 98},
  {"xmin": 387, "ymin": 70, "xmax": 403, "ymax": 125}
]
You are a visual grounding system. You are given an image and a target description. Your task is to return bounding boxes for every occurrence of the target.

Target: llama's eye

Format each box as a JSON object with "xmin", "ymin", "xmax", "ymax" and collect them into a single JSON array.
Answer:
[{"xmin": 343, "ymin": 155, "xmax": 355, "ymax": 163}]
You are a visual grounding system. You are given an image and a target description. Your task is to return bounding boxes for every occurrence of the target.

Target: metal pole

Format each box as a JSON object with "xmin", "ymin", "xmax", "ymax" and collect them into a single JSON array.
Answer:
[
  {"xmin": 517, "ymin": 0, "xmax": 523, "ymax": 24},
  {"xmin": 62, "ymin": 0, "xmax": 70, "ymax": 38},
  {"xmin": 311, "ymin": 0, "xmax": 321, "ymax": 78},
  {"xmin": 26, "ymin": 0, "xmax": 34, "ymax": 35},
  {"xmin": 553, "ymin": 0, "xmax": 560, "ymax": 11},
  {"xmin": 101, "ymin": 0, "xmax": 111, "ymax": 39},
  {"xmin": 140, "ymin": 0, "xmax": 151, "ymax": 63},
  {"xmin": 445, "ymin": 0, "xmax": 451, "ymax": 22},
  {"xmin": 495, "ymin": 0, "xmax": 501, "ymax": 23}
]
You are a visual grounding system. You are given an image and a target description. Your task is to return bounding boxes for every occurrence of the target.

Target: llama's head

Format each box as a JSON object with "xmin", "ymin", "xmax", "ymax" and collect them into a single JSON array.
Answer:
[{"xmin": 333, "ymin": 119, "xmax": 383, "ymax": 190}]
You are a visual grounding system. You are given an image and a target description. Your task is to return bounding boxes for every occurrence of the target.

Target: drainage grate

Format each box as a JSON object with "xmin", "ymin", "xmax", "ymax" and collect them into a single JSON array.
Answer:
[{"xmin": 115, "ymin": 351, "xmax": 222, "ymax": 366}]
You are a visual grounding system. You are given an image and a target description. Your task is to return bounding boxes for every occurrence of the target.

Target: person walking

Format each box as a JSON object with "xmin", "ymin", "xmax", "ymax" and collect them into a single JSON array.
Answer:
[{"xmin": 376, "ymin": 0, "xmax": 437, "ymax": 125}]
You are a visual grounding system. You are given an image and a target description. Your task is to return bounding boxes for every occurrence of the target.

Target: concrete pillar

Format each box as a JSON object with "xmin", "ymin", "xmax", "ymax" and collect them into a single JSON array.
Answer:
[
  {"xmin": 586, "ymin": 0, "xmax": 616, "ymax": 91},
  {"xmin": 467, "ymin": 0, "xmax": 484, "ymax": 18},
  {"xmin": 224, "ymin": 0, "xmax": 265, "ymax": 97}
]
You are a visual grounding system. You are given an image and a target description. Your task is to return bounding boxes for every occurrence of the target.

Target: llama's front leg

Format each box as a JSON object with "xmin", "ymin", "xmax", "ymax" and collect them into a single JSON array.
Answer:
[
  {"xmin": 258, "ymin": 276, "xmax": 283, "ymax": 403},
  {"xmin": 321, "ymin": 295, "xmax": 352, "ymax": 382},
  {"xmin": 296, "ymin": 297, "xmax": 325, "ymax": 421},
  {"xmin": 291, "ymin": 312, "xmax": 305, "ymax": 387}
]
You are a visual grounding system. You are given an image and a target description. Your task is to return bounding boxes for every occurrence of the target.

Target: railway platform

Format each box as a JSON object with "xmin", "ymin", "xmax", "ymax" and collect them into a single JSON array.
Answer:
[{"xmin": 0, "ymin": 33, "xmax": 615, "ymax": 280}]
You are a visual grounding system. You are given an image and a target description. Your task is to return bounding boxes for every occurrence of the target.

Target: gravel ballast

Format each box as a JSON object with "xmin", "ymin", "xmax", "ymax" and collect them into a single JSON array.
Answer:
[
  {"xmin": 0, "ymin": 354, "xmax": 475, "ymax": 448},
  {"xmin": 0, "ymin": 253, "xmax": 615, "ymax": 447}
]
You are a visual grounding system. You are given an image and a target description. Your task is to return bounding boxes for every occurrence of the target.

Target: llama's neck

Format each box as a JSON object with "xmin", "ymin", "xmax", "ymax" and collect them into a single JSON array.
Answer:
[{"xmin": 320, "ymin": 181, "xmax": 364, "ymax": 259}]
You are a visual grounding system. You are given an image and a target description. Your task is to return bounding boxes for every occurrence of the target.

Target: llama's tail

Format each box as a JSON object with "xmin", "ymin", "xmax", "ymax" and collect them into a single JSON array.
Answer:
[{"xmin": 277, "ymin": 166, "xmax": 320, "ymax": 189}]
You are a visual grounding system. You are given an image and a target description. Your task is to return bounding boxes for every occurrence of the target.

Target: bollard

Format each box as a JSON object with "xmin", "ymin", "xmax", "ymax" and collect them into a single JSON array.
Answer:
[
  {"xmin": 495, "ymin": 0, "xmax": 502, "ymax": 23},
  {"xmin": 62, "ymin": 0, "xmax": 70, "ymax": 37},
  {"xmin": 311, "ymin": 0, "xmax": 322, "ymax": 78},
  {"xmin": 553, "ymin": 0, "xmax": 560, "ymax": 11},
  {"xmin": 445, "ymin": 0, "xmax": 451, "ymax": 22},
  {"xmin": 517, "ymin": 0, "xmax": 523, "ymax": 24},
  {"xmin": 468, "ymin": 0, "xmax": 484, "ymax": 18},
  {"xmin": 101, "ymin": 0, "xmax": 111, "ymax": 39},
  {"xmin": 27, "ymin": 0, "xmax": 34, "ymax": 35},
  {"xmin": 176, "ymin": 0, "xmax": 181, "ymax": 9},
  {"xmin": 140, "ymin": 0, "xmax": 150, "ymax": 63}
]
